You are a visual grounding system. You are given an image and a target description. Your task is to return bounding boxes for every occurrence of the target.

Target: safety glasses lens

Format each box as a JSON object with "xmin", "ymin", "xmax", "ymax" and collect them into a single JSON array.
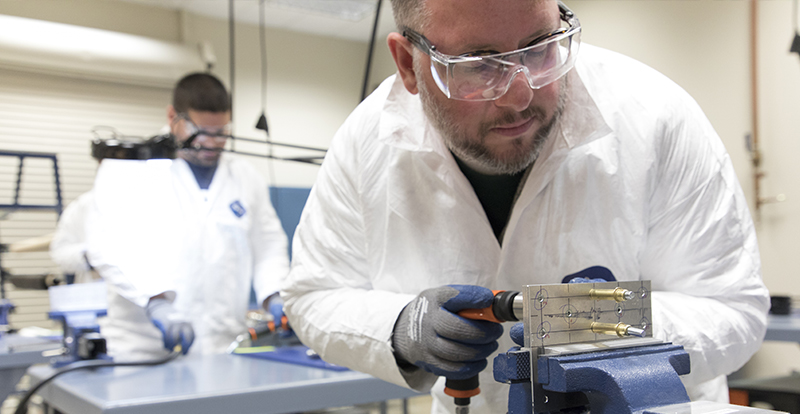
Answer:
[
  {"xmin": 180, "ymin": 116, "xmax": 231, "ymax": 139},
  {"xmin": 447, "ymin": 31, "xmax": 578, "ymax": 100}
]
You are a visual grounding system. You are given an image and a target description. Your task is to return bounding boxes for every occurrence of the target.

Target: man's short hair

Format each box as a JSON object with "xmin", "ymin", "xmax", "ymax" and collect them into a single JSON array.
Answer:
[
  {"xmin": 390, "ymin": 0, "xmax": 429, "ymax": 31},
  {"xmin": 172, "ymin": 73, "xmax": 231, "ymax": 114}
]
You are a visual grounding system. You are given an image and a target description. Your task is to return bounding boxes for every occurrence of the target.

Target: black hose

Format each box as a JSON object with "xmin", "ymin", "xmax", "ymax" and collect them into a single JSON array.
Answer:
[
  {"xmin": 361, "ymin": 0, "xmax": 383, "ymax": 101},
  {"xmin": 14, "ymin": 351, "xmax": 180, "ymax": 414}
]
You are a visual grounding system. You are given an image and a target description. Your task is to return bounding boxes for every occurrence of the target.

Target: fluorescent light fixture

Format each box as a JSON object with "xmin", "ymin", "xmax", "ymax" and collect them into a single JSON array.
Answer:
[
  {"xmin": 0, "ymin": 14, "xmax": 208, "ymax": 87},
  {"xmin": 271, "ymin": 0, "xmax": 377, "ymax": 21}
]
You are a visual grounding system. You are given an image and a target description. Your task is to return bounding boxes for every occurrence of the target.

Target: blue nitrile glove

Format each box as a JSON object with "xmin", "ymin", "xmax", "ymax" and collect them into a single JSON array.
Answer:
[
  {"xmin": 561, "ymin": 265, "xmax": 616, "ymax": 284},
  {"xmin": 145, "ymin": 298, "xmax": 194, "ymax": 354},
  {"xmin": 268, "ymin": 296, "xmax": 285, "ymax": 322},
  {"xmin": 391, "ymin": 285, "xmax": 504, "ymax": 380},
  {"xmin": 512, "ymin": 266, "xmax": 617, "ymax": 346},
  {"xmin": 268, "ymin": 296, "xmax": 294, "ymax": 338},
  {"xmin": 510, "ymin": 322, "xmax": 525, "ymax": 347}
]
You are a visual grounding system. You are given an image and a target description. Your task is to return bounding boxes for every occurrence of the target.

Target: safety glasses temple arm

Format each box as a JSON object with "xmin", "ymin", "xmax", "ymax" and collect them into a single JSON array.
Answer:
[
  {"xmin": 558, "ymin": 1, "xmax": 579, "ymax": 26},
  {"xmin": 402, "ymin": 28, "xmax": 432, "ymax": 56},
  {"xmin": 181, "ymin": 133, "xmax": 200, "ymax": 148}
]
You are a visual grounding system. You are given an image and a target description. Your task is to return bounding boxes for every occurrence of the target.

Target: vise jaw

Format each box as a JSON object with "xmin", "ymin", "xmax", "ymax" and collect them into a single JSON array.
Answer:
[{"xmin": 494, "ymin": 280, "xmax": 693, "ymax": 414}]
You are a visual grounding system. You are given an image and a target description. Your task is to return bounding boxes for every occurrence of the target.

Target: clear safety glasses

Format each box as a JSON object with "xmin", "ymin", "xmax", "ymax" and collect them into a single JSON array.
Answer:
[
  {"xmin": 403, "ymin": 2, "xmax": 581, "ymax": 101},
  {"xmin": 175, "ymin": 113, "xmax": 232, "ymax": 143}
]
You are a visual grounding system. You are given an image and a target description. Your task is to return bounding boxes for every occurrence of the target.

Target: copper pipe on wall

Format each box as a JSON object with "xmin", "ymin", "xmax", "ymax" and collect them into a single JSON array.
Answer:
[
  {"xmin": 750, "ymin": 0, "xmax": 787, "ymax": 218},
  {"xmin": 750, "ymin": 0, "xmax": 761, "ymax": 216}
]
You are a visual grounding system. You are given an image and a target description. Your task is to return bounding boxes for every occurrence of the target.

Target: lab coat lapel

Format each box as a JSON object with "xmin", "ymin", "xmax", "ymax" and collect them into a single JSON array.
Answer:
[
  {"xmin": 172, "ymin": 158, "xmax": 226, "ymax": 219},
  {"xmin": 503, "ymin": 69, "xmax": 612, "ymax": 247},
  {"xmin": 172, "ymin": 159, "xmax": 202, "ymax": 210},
  {"xmin": 203, "ymin": 156, "xmax": 230, "ymax": 216},
  {"xmin": 376, "ymin": 78, "xmax": 500, "ymax": 286},
  {"xmin": 379, "ymin": 76, "xmax": 496, "ymax": 232}
]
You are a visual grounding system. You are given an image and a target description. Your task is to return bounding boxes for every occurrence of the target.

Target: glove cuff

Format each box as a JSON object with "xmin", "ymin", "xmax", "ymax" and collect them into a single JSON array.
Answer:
[
  {"xmin": 391, "ymin": 301, "xmax": 415, "ymax": 365},
  {"xmin": 145, "ymin": 297, "xmax": 175, "ymax": 319}
]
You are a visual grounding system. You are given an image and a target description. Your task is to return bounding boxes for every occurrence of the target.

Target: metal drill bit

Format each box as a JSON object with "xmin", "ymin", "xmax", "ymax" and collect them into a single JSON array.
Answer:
[{"xmin": 626, "ymin": 326, "xmax": 646, "ymax": 337}]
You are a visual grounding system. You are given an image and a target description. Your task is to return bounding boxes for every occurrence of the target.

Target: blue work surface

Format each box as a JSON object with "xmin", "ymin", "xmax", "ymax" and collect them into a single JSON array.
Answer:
[
  {"xmin": 0, "ymin": 335, "xmax": 61, "ymax": 404},
  {"xmin": 27, "ymin": 352, "xmax": 420, "ymax": 414},
  {"xmin": 237, "ymin": 345, "xmax": 349, "ymax": 371}
]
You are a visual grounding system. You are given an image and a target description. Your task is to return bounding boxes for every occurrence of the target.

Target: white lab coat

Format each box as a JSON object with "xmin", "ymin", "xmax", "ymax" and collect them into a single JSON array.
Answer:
[
  {"xmin": 50, "ymin": 191, "xmax": 101, "ymax": 284},
  {"xmin": 282, "ymin": 44, "xmax": 770, "ymax": 413},
  {"xmin": 87, "ymin": 154, "xmax": 290, "ymax": 361}
]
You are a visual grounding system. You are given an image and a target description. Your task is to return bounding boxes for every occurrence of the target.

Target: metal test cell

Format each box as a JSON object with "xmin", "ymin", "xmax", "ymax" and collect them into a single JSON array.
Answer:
[
  {"xmin": 522, "ymin": 280, "xmax": 652, "ymax": 349},
  {"xmin": 520, "ymin": 281, "xmax": 654, "ymax": 413}
]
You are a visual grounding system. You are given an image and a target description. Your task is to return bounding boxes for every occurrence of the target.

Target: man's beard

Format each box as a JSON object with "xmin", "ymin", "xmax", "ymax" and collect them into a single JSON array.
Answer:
[
  {"xmin": 416, "ymin": 59, "xmax": 566, "ymax": 175},
  {"xmin": 179, "ymin": 146, "xmax": 223, "ymax": 167}
]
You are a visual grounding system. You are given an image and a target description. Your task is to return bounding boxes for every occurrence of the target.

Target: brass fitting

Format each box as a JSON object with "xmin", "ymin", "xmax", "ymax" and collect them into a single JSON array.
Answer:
[
  {"xmin": 589, "ymin": 287, "xmax": 634, "ymax": 302},
  {"xmin": 591, "ymin": 322, "xmax": 645, "ymax": 338}
]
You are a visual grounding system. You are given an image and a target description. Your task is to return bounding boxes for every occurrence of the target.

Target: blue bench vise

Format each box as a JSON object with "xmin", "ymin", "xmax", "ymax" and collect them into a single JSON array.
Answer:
[
  {"xmin": 48, "ymin": 309, "xmax": 109, "ymax": 367},
  {"xmin": 494, "ymin": 341, "xmax": 691, "ymax": 414},
  {"xmin": 0, "ymin": 299, "xmax": 14, "ymax": 337},
  {"xmin": 491, "ymin": 280, "xmax": 785, "ymax": 414}
]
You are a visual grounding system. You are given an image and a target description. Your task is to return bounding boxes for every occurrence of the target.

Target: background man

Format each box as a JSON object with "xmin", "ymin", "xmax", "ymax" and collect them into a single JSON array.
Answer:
[
  {"xmin": 282, "ymin": 0, "xmax": 770, "ymax": 413},
  {"xmin": 90, "ymin": 73, "xmax": 290, "ymax": 360}
]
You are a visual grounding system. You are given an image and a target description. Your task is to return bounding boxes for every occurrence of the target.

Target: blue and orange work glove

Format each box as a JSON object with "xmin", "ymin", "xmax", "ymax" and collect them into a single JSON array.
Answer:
[
  {"xmin": 268, "ymin": 296, "xmax": 285, "ymax": 323},
  {"xmin": 510, "ymin": 266, "xmax": 617, "ymax": 346},
  {"xmin": 267, "ymin": 296, "xmax": 294, "ymax": 337},
  {"xmin": 391, "ymin": 285, "xmax": 504, "ymax": 379},
  {"xmin": 145, "ymin": 298, "xmax": 195, "ymax": 355}
]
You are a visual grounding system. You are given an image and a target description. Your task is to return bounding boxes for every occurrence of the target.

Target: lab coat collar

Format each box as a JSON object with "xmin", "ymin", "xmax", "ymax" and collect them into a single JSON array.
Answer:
[
  {"xmin": 379, "ymin": 76, "xmax": 449, "ymax": 155},
  {"xmin": 376, "ymin": 65, "xmax": 613, "ymax": 249},
  {"xmin": 502, "ymin": 68, "xmax": 613, "ymax": 246},
  {"xmin": 172, "ymin": 155, "xmax": 231, "ymax": 215}
]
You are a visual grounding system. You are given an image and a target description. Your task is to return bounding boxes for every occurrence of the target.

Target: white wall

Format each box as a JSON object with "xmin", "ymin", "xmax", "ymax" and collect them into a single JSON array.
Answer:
[
  {"xmin": 746, "ymin": 0, "xmax": 800, "ymax": 379},
  {"xmin": 181, "ymin": 13, "xmax": 371, "ymax": 187}
]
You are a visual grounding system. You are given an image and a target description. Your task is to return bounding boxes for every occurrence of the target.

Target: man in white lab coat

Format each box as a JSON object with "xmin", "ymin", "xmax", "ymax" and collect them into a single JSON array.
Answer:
[
  {"xmin": 282, "ymin": 0, "xmax": 770, "ymax": 413},
  {"xmin": 90, "ymin": 73, "xmax": 290, "ymax": 360},
  {"xmin": 50, "ymin": 191, "xmax": 100, "ymax": 284}
]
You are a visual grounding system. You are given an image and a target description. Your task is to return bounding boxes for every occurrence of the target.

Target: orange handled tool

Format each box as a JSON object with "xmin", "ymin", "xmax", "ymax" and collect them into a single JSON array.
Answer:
[{"xmin": 445, "ymin": 290, "xmax": 521, "ymax": 414}]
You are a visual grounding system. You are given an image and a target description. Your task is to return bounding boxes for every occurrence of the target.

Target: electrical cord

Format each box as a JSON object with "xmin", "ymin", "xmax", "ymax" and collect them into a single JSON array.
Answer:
[
  {"xmin": 260, "ymin": 0, "xmax": 276, "ymax": 188},
  {"xmin": 256, "ymin": 0, "xmax": 278, "ymax": 207},
  {"xmin": 228, "ymin": 0, "xmax": 235, "ymax": 123},
  {"xmin": 794, "ymin": 0, "xmax": 798, "ymax": 32},
  {"xmin": 14, "ymin": 350, "xmax": 181, "ymax": 414},
  {"xmin": 259, "ymin": 0, "xmax": 268, "ymax": 120},
  {"xmin": 361, "ymin": 0, "xmax": 383, "ymax": 101}
]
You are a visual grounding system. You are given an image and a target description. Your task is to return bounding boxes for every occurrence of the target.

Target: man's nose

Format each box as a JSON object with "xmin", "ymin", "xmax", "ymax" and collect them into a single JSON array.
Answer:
[{"xmin": 493, "ymin": 68, "xmax": 534, "ymax": 112}]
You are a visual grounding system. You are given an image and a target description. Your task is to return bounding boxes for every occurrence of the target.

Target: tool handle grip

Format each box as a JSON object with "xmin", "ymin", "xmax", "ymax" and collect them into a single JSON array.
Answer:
[
  {"xmin": 457, "ymin": 290, "xmax": 522, "ymax": 323},
  {"xmin": 264, "ymin": 316, "xmax": 291, "ymax": 335},
  {"xmin": 448, "ymin": 289, "xmax": 510, "ymax": 411},
  {"xmin": 457, "ymin": 307, "xmax": 502, "ymax": 323},
  {"xmin": 251, "ymin": 323, "xmax": 276, "ymax": 340},
  {"xmin": 444, "ymin": 376, "xmax": 480, "ymax": 401},
  {"xmin": 457, "ymin": 290, "xmax": 506, "ymax": 323}
]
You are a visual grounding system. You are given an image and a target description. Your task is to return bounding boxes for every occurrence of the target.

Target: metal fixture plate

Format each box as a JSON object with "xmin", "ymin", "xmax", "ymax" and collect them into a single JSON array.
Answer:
[{"xmin": 522, "ymin": 281, "xmax": 652, "ymax": 350}]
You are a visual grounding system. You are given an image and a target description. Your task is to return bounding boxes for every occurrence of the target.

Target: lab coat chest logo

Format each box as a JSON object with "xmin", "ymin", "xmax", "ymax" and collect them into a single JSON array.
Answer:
[{"xmin": 229, "ymin": 200, "xmax": 246, "ymax": 218}]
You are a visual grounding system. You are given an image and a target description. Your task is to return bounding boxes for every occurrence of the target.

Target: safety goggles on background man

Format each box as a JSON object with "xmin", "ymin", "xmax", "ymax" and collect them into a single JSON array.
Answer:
[
  {"xmin": 403, "ymin": 1, "xmax": 581, "ymax": 101},
  {"xmin": 174, "ymin": 113, "xmax": 233, "ymax": 148}
]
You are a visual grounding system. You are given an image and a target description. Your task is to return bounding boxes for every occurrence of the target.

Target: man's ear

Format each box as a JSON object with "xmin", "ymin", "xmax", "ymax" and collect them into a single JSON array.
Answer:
[
  {"xmin": 387, "ymin": 32, "xmax": 419, "ymax": 95},
  {"xmin": 166, "ymin": 105, "xmax": 178, "ymax": 134}
]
